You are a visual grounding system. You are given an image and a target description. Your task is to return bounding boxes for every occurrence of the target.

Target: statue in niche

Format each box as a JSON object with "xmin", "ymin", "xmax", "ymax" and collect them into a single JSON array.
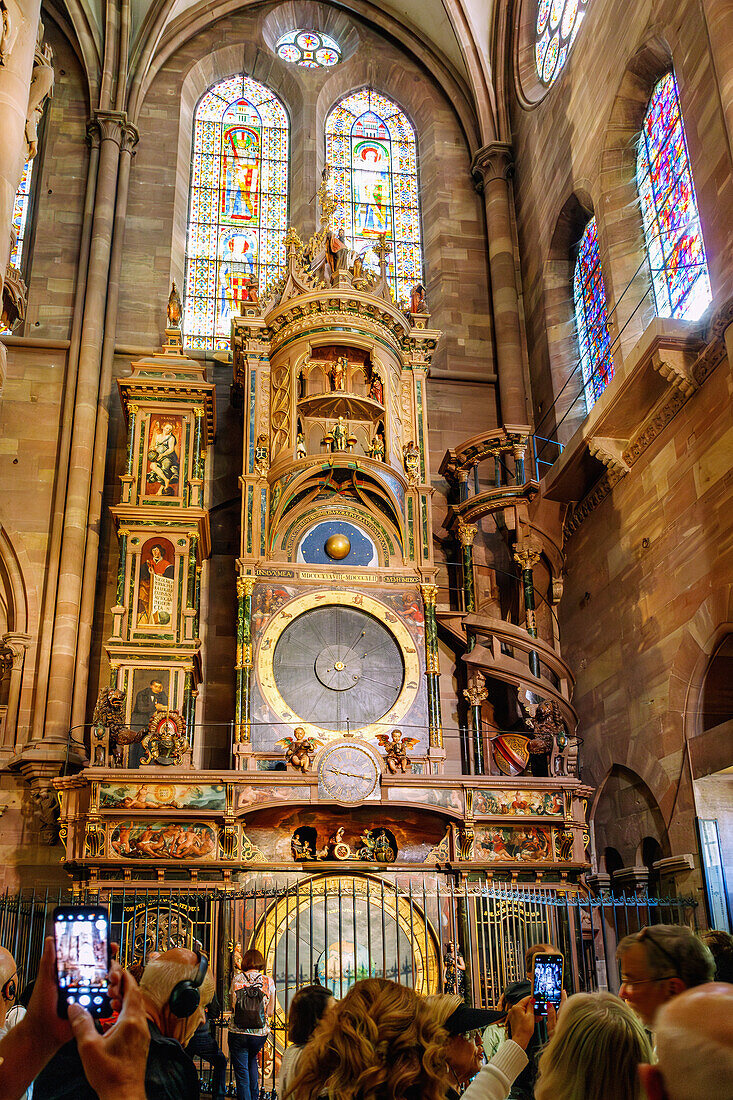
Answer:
[
  {"xmin": 277, "ymin": 726, "xmax": 322, "ymax": 773},
  {"xmin": 25, "ymin": 24, "xmax": 53, "ymax": 159},
  {"xmin": 524, "ymin": 699, "xmax": 566, "ymax": 778},
  {"xmin": 368, "ymin": 374, "xmax": 384, "ymax": 404},
  {"xmin": 368, "ymin": 432, "xmax": 385, "ymax": 462},
  {"xmin": 291, "ymin": 832, "xmax": 316, "ymax": 861},
  {"xmin": 403, "ymin": 440, "xmax": 421, "ymax": 485},
  {"xmin": 330, "ymin": 356, "xmax": 347, "ymax": 391},
  {"xmin": 325, "ymin": 227, "xmax": 351, "ymax": 278},
  {"xmin": 296, "ymin": 432, "xmax": 307, "ymax": 460},
  {"xmin": 240, "ymin": 274, "xmax": 259, "ymax": 305},
  {"xmin": 254, "ymin": 434, "xmax": 269, "ymax": 476},
  {"xmin": 409, "ymin": 283, "xmax": 428, "ymax": 314},
  {"xmin": 323, "ymin": 416, "xmax": 354, "ymax": 453},
  {"xmin": 376, "ymin": 729, "xmax": 419, "ymax": 774},
  {"xmin": 167, "ymin": 282, "xmax": 182, "ymax": 329}
]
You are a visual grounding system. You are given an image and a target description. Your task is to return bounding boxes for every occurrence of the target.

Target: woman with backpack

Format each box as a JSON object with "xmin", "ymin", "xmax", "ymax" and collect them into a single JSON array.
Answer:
[{"xmin": 229, "ymin": 948, "xmax": 276, "ymax": 1100}]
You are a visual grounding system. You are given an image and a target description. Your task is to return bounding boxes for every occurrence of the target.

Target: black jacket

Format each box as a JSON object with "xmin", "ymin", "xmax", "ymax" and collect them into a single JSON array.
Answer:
[{"xmin": 34, "ymin": 1020, "xmax": 199, "ymax": 1100}]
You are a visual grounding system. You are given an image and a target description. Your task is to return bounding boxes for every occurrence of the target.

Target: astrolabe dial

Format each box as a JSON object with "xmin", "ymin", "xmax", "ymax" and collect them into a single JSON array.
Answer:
[{"xmin": 272, "ymin": 606, "xmax": 404, "ymax": 731}]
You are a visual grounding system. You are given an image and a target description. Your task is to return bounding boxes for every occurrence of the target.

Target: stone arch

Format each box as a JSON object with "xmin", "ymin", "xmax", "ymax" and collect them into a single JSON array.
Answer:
[
  {"xmin": 591, "ymin": 763, "xmax": 670, "ymax": 870},
  {"xmin": 0, "ymin": 520, "xmax": 37, "ymax": 754},
  {"xmin": 599, "ymin": 35, "xmax": 674, "ymax": 358}
]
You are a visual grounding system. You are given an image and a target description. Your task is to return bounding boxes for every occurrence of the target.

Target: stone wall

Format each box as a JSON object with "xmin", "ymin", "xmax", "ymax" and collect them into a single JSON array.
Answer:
[{"xmin": 508, "ymin": 0, "xmax": 733, "ymax": 890}]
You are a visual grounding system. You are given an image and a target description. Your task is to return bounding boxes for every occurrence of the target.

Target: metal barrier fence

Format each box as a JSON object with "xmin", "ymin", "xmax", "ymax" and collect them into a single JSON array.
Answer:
[{"xmin": 0, "ymin": 878, "xmax": 696, "ymax": 1097}]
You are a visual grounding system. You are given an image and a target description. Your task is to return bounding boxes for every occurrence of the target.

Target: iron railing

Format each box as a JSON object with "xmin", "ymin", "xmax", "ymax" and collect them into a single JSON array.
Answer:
[{"xmin": 0, "ymin": 879, "xmax": 696, "ymax": 1097}]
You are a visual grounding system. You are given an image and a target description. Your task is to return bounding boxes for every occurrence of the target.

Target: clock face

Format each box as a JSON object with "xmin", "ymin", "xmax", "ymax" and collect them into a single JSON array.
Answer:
[
  {"xmin": 272, "ymin": 606, "xmax": 404, "ymax": 731},
  {"xmin": 318, "ymin": 741, "xmax": 381, "ymax": 803}
]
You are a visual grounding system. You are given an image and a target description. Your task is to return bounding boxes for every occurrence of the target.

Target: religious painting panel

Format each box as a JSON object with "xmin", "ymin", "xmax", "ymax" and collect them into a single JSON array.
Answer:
[
  {"xmin": 134, "ymin": 536, "xmax": 177, "ymax": 629},
  {"xmin": 143, "ymin": 415, "xmax": 183, "ymax": 499},
  {"xmin": 474, "ymin": 825, "xmax": 554, "ymax": 862},
  {"xmin": 109, "ymin": 820, "xmax": 217, "ymax": 860},
  {"xmin": 473, "ymin": 789, "xmax": 565, "ymax": 817},
  {"xmin": 99, "ymin": 782, "xmax": 226, "ymax": 812}
]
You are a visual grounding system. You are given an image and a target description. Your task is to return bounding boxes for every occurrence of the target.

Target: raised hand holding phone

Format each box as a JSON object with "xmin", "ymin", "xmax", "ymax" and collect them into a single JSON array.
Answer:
[
  {"xmin": 53, "ymin": 905, "xmax": 112, "ymax": 1020},
  {"xmin": 532, "ymin": 953, "xmax": 564, "ymax": 1018}
]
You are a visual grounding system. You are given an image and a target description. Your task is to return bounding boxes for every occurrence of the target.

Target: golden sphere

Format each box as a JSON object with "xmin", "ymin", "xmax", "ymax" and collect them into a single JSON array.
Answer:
[{"xmin": 325, "ymin": 533, "xmax": 351, "ymax": 559}]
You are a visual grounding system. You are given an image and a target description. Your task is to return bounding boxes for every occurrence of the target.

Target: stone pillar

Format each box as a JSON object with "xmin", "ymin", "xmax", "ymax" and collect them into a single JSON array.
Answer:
[
  {"xmin": 0, "ymin": 632, "xmax": 31, "ymax": 750},
  {"xmin": 235, "ymin": 576, "xmax": 254, "ymax": 742},
  {"xmin": 463, "ymin": 670, "xmax": 488, "ymax": 775},
  {"xmin": 43, "ymin": 112, "xmax": 128, "ymax": 748},
  {"xmin": 513, "ymin": 545, "xmax": 541, "ymax": 678},
  {"xmin": 421, "ymin": 583, "xmax": 443, "ymax": 752},
  {"xmin": 0, "ymin": 0, "xmax": 43, "ymax": 390},
  {"xmin": 456, "ymin": 518, "xmax": 478, "ymax": 614},
  {"xmin": 701, "ymin": 0, "xmax": 733, "ymax": 161},
  {"xmin": 471, "ymin": 143, "xmax": 527, "ymax": 426}
]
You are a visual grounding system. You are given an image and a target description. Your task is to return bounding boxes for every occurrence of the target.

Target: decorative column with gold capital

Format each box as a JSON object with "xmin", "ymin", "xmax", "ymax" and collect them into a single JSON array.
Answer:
[
  {"xmin": 456, "ymin": 518, "xmax": 478, "ymax": 613},
  {"xmin": 235, "ymin": 576, "xmax": 255, "ymax": 742},
  {"xmin": 421, "ymin": 583, "xmax": 443, "ymax": 750},
  {"xmin": 514, "ymin": 545, "xmax": 542, "ymax": 678},
  {"xmin": 463, "ymin": 670, "xmax": 488, "ymax": 775}
]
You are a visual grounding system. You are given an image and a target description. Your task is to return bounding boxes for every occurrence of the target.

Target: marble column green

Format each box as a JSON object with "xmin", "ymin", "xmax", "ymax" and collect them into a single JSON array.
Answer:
[
  {"xmin": 114, "ymin": 529, "xmax": 127, "ymax": 607},
  {"xmin": 125, "ymin": 404, "xmax": 137, "ymax": 477},
  {"xmin": 515, "ymin": 546, "xmax": 541, "ymax": 679},
  {"xmin": 456, "ymin": 519, "xmax": 478, "ymax": 614},
  {"xmin": 235, "ymin": 577, "xmax": 254, "ymax": 742},
  {"xmin": 186, "ymin": 533, "xmax": 198, "ymax": 610},
  {"xmin": 421, "ymin": 584, "xmax": 443, "ymax": 748}
]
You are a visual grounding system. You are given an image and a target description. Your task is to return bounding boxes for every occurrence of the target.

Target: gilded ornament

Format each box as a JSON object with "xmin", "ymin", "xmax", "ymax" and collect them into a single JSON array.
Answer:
[
  {"xmin": 325, "ymin": 533, "xmax": 351, "ymax": 559},
  {"xmin": 456, "ymin": 518, "xmax": 478, "ymax": 548}
]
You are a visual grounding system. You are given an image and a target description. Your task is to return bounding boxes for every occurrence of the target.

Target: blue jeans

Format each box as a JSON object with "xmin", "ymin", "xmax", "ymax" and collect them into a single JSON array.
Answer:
[{"xmin": 228, "ymin": 1032, "xmax": 267, "ymax": 1100}]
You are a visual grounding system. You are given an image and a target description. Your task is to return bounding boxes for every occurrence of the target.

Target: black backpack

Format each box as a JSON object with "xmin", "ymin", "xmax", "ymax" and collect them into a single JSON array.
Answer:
[{"xmin": 234, "ymin": 974, "xmax": 266, "ymax": 1030}]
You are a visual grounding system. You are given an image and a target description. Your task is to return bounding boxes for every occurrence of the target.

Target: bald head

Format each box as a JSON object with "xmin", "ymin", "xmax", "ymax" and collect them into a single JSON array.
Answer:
[
  {"xmin": 647, "ymin": 983, "xmax": 733, "ymax": 1100},
  {"xmin": 0, "ymin": 947, "xmax": 16, "ymax": 988}
]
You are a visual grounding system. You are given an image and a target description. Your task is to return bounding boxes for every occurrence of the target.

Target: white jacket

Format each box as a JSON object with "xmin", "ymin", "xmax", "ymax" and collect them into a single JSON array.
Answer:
[{"xmin": 462, "ymin": 1039, "xmax": 529, "ymax": 1100}]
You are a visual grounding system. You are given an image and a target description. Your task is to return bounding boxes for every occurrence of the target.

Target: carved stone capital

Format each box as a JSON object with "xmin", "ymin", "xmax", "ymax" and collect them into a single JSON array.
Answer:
[
  {"xmin": 1, "ymin": 631, "xmax": 31, "ymax": 666},
  {"xmin": 588, "ymin": 436, "xmax": 631, "ymax": 478},
  {"xmin": 513, "ymin": 545, "xmax": 541, "ymax": 570},
  {"xmin": 456, "ymin": 518, "xmax": 478, "ymax": 548},
  {"xmin": 90, "ymin": 111, "xmax": 135, "ymax": 149},
  {"xmin": 463, "ymin": 671, "xmax": 488, "ymax": 707},
  {"xmin": 471, "ymin": 141, "xmax": 514, "ymax": 191}
]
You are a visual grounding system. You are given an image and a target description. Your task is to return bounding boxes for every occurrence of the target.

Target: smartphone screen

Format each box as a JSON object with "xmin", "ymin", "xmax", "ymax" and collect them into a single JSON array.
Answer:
[
  {"xmin": 53, "ymin": 906, "xmax": 111, "ymax": 1019},
  {"xmin": 533, "ymin": 953, "xmax": 563, "ymax": 1016}
]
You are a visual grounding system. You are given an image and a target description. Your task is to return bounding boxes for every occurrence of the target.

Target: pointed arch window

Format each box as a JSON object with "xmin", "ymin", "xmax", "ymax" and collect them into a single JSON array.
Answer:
[
  {"xmin": 0, "ymin": 158, "xmax": 34, "ymax": 335},
  {"xmin": 325, "ymin": 89, "xmax": 423, "ymax": 308},
  {"xmin": 183, "ymin": 75, "xmax": 289, "ymax": 351},
  {"xmin": 636, "ymin": 72, "xmax": 711, "ymax": 321},
  {"xmin": 573, "ymin": 217, "xmax": 614, "ymax": 411}
]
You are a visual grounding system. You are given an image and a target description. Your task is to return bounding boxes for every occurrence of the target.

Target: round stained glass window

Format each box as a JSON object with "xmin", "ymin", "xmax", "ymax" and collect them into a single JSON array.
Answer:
[
  {"xmin": 276, "ymin": 29, "xmax": 342, "ymax": 68},
  {"xmin": 534, "ymin": 0, "xmax": 589, "ymax": 86}
]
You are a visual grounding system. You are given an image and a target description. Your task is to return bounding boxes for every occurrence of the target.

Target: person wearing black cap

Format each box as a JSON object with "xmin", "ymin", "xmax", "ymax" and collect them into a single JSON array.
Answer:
[{"xmin": 425, "ymin": 993, "xmax": 535, "ymax": 1099}]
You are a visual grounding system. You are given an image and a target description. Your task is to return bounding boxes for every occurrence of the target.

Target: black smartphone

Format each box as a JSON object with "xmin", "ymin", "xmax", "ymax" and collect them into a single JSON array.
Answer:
[
  {"xmin": 533, "ymin": 952, "xmax": 563, "ymax": 1017},
  {"xmin": 53, "ymin": 905, "xmax": 112, "ymax": 1019}
]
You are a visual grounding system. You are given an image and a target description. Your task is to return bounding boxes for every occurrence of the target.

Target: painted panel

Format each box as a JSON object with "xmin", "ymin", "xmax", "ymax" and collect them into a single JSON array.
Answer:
[
  {"xmin": 100, "ymin": 783, "xmax": 226, "ymax": 811},
  {"xmin": 109, "ymin": 821, "xmax": 217, "ymax": 859}
]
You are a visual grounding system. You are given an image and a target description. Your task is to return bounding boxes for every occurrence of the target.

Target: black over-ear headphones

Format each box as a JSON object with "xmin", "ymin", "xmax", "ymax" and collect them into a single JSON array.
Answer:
[
  {"xmin": 1, "ymin": 975, "xmax": 17, "ymax": 1002},
  {"xmin": 168, "ymin": 949, "xmax": 208, "ymax": 1018}
]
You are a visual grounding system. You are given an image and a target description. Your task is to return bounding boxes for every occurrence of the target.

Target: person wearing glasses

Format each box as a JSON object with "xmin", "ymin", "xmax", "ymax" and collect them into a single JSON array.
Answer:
[{"xmin": 616, "ymin": 925, "xmax": 715, "ymax": 1029}]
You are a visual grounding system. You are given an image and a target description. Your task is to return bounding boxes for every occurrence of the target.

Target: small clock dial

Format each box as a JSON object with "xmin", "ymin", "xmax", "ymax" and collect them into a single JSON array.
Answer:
[{"xmin": 318, "ymin": 742, "xmax": 381, "ymax": 803}]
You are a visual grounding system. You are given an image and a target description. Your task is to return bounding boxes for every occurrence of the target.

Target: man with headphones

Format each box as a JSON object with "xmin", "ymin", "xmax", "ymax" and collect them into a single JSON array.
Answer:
[
  {"xmin": 0, "ymin": 945, "xmax": 19, "ymax": 1037},
  {"xmin": 35, "ymin": 946, "xmax": 214, "ymax": 1100}
]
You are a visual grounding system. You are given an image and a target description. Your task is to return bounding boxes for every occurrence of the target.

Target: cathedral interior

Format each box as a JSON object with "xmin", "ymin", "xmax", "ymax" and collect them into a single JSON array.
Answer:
[{"xmin": 0, "ymin": 0, "xmax": 731, "ymax": 1029}]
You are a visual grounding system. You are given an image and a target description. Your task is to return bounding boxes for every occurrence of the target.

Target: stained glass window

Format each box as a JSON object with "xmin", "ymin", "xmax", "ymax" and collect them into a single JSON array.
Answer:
[
  {"xmin": 183, "ymin": 75, "xmax": 289, "ymax": 351},
  {"xmin": 636, "ymin": 71, "xmax": 712, "ymax": 321},
  {"xmin": 325, "ymin": 89, "xmax": 423, "ymax": 309},
  {"xmin": 535, "ymin": 0, "xmax": 590, "ymax": 87},
  {"xmin": 276, "ymin": 30, "xmax": 341, "ymax": 67},
  {"xmin": 573, "ymin": 217, "xmax": 614, "ymax": 411},
  {"xmin": 0, "ymin": 158, "xmax": 34, "ymax": 335}
]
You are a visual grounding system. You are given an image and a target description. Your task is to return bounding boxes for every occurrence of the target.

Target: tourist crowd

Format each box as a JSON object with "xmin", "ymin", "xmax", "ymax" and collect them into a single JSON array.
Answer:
[{"xmin": 0, "ymin": 924, "xmax": 731, "ymax": 1100}]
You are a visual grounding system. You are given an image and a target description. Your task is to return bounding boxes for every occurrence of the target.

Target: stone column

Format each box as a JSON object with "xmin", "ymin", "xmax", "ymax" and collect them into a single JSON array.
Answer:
[
  {"xmin": 513, "ymin": 545, "xmax": 541, "ymax": 678},
  {"xmin": 701, "ymin": 0, "xmax": 733, "ymax": 161},
  {"xmin": 462, "ymin": 670, "xmax": 488, "ymax": 775},
  {"xmin": 0, "ymin": 632, "xmax": 31, "ymax": 750},
  {"xmin": 421, "ymin": 583, "xmax": 443, "ymax": 751},
  {"xmin": 235, "ymin": 576, "xmax": 254, "ymax": 742},
  {"xmin": 0, "ymin": 0, "xmax": 43, "ymax": 391},
  {"xmin": 43, "ymin": 112, "xmax": 128, "ymax": 748},
  {"xmin": 471, "ymin": 143, "xmax": 527, "ymax": 426},
  {"xmin": 456, "ymin": 518, "xmax": 478, "ymax": 613}
]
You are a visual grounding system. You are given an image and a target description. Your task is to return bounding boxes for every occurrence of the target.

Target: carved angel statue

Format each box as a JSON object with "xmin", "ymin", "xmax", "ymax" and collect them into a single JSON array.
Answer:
[
  {"xmin": 277, "ymin": 726, "xmax": 323, "ymax": 773},
  {"xmin": 376, "ymin": 728, "xmax": 419, "ymax": 774},
  {"xmin": 403, "ymin": 440, "xmax": 421, "ymax": 485},
  {"xmin": 167, "ymin": 281, "xmax": 183, "ymax": 328}
]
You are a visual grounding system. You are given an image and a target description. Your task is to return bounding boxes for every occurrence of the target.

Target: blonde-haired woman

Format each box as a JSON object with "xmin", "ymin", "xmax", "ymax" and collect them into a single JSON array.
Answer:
[
  {"xmin": 534, "ymin": 992, "xmax": 653, "ymax": 1100},
  {"xmin": 285, "ymin": 978, "xmax": 449, "ymax": 1100}
]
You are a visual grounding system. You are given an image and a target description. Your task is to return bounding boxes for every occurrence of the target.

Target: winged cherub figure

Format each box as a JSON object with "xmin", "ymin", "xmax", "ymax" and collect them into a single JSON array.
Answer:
[
  {"xmin": 375, "ymin": 728, "xmax": 419, "ymax": 774},
  {"xmin": 277, "ymin": 726, "xmax": 323, "ymax": 773}
]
